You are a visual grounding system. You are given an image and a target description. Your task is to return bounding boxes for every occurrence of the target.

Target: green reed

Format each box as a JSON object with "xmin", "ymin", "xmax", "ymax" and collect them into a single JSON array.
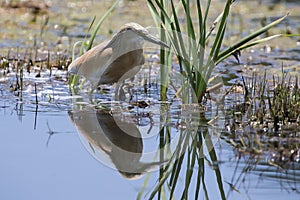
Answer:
[{"xmin": 148, "ymin": 0, "xmax": 289, "ymax": 104}]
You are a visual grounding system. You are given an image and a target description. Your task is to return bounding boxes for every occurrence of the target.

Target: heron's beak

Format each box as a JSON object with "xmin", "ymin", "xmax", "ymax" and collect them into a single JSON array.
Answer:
[{"xmin": 143, "ymin": 34, "xmax": 169, "ymax": 48}]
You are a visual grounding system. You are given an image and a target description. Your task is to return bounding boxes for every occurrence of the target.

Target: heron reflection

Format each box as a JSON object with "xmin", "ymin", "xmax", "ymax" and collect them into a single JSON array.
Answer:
[{"xmin": 68, "ymin": 105, "xmax": 164, "ymax": 179}]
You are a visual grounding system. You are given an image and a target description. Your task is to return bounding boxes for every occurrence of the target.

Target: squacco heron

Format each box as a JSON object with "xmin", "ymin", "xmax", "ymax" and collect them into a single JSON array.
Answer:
[{"xmin": 68, "ymin": 22, "xmax": 168, "ymax": 87}]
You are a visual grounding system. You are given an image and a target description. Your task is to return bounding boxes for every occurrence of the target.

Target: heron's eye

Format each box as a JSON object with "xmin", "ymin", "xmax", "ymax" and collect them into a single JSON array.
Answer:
[{"xmin": 125, "ymin": 27, "xmax": 133, "ymax": 31}]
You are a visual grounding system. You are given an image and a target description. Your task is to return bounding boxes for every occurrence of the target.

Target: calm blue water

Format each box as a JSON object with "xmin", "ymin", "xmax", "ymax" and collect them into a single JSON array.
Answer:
[{"xmin": 0, "ymin": 97, "xmax": 299, "ymax": 200}]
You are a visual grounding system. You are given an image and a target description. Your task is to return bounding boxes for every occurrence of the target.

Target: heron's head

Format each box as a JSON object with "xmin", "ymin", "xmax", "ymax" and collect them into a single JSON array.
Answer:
[{"xmin": 116, "ymin": 22, "xmax": 169, "ymax": 48}]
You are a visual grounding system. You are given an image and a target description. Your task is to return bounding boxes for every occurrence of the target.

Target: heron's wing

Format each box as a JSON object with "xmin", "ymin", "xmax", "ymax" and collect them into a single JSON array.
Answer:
[
  {"xmin": 99, "ymin": 49, "xmax": 144, "ymax": 84},
  {"xmin": 68, "ymin": 41, "xmax": 112, "ymax": 83}
]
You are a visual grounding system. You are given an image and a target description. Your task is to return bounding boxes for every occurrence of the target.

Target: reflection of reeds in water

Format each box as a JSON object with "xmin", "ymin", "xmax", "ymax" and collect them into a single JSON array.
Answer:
[
  {"xmin": 137, "ymin": 104, "xmax": 226, "ymax": 200},
  {"xmin": 225, "ymin": 152, "xmax": 300, "ymax": 199}
]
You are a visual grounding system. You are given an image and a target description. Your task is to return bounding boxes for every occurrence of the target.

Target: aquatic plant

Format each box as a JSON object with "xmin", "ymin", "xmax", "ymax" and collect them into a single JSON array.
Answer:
[
  {"xmin": 148, "ymin": 0, "xmax": 289, "ymax": 104},
  {"xmin": 242, "ymin": 67, "xmax": 300, "ymax": 131},
  {"xmin": 222, "ymin": 67, "xmax": 299, "ymax": 163}
]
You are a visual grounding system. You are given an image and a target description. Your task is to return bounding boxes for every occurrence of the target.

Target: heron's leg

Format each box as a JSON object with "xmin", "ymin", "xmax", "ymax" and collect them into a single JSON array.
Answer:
[
  {"xmin": 114, "ymin": 81, "xmax": 122, "ymax": 101},
  {"xmin": 88, "ymin": 87, "xmax": 95, "ymax": 103},
  {"xmin": 79, "ymin": 77, "xmax": 86, "ymax": 90}
]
